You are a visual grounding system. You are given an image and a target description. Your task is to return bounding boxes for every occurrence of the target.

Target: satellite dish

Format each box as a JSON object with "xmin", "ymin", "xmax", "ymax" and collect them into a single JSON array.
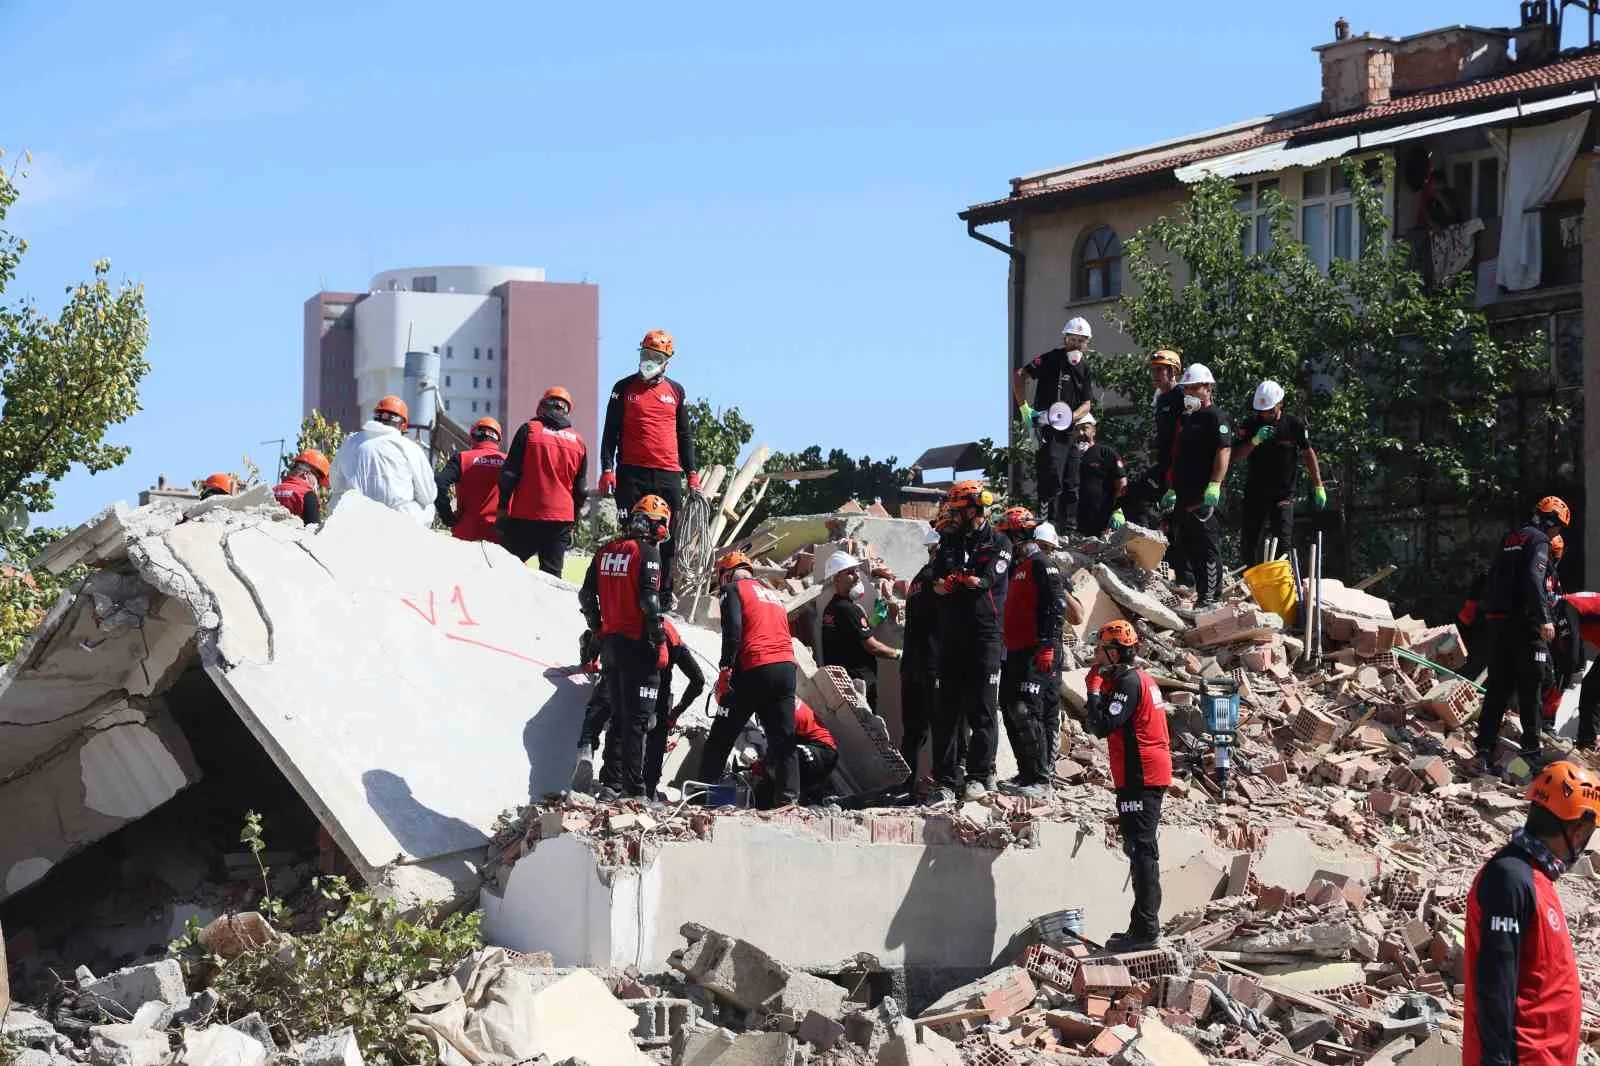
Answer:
[
  {"xmin": 0, "ymin": 498, "xmax": 28, "ymax": 534},
  {"xmin": 1046, "ymin": 402, "xmax": 1075, "ymax": 431}
]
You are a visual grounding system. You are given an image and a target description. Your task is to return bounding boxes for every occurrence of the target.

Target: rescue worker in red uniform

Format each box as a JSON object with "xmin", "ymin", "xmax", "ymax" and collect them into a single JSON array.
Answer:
[
  {"xmin": 897, "ymin": 518, "xmax": 947, "ymax": 797},
  {"xmin": 699, "ymin": 551, "xmax": 799, "ymax": 808},
  {"xmin": 200, "ymin": 474, "xmax": 235, "ymax": 500},
  {"xmin": 1474, "ymin": 496, "xmax": 1572, "ymax": 775},
  {"xmin": 272, "ymin": 450, "xmax": 328, "ymax": 525},
  {"xmin": 995, "ymin": 507, "xmax": 1069, "ymax": 799},
  {"xmin": 1085, "ymin": 620, "xmax": 1172, "ymax": 951},
  {"xmin": 752, "ymin": 699, "xmax": 839, "ymax": 807},
  {"xmin": 1562, "ymin": 590, "xmax": 1600, "ymax": 750},
  {"xmin": 435, "ymin": 417, "xmax": 505, "ymax": 545},
  {"xmin": 598, "ymin": 330, "xmax": 699, "ymax": 597},
  {"xmin": 578, "ymin": 494, "xmax": 671, "ymax": 800},
  {"xmin": 499, "ymin": 388, "xmax": 588, "ymax": 576},
  {"xmin": 1463, "ymin": 759, "xmax": 1598, "ymax": 1066},
  {"xmin": 929, "ymin": 480, "xmax": 1012, "ymax": 805}
]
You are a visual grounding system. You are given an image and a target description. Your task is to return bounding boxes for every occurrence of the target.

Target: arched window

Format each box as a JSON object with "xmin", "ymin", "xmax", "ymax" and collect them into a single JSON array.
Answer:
[{"xmin": 1075, "ymin": 225, "xmax": 1122, "ymax": 301}]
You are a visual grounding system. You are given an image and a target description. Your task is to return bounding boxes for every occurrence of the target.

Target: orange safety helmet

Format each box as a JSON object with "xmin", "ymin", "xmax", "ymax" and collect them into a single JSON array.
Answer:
[
  {"xmin": 640, "ymin": 330, "xmax": 675, "ymax": 358},
  {"xmin": 293, "ymin": 449, "xmax": 331, "ymax": 485},
  {"xmin": 1149, "ymin": 350, "xmax": 1182, "ymax": 370},
  {"xmin": 471, "ymin": 417, "xmax": 502, "ymax": 442},
  {"xmin": 541, "ymin": 386, "xmax": 574, "ymax": 410},
  {"xmin": 995, "ymin": 506, "xmax": 1038, "ymax": 533},
  {"xmin": 945, "ymin": 479, "xmax": 993, "ymax": 511},
  {"xmin": 375, "ymin": 394, "xmax": 409, "ymax": 426},
  {"xmin": 1097, "ymin": 620, "xmax": 1139, "ymax": 647},
  {"xmin": 630, "ymin": 493, "xmax": 673, "ymax": 542},
  {"xmin": 1536, "ymin": 495, "xmax": 1572, "ymax": 528},
  {"xmin": 1527, "ymin": 760, "xmax": 1600, "ymax": 823},
  {"xmin": 716, "ymin": 550, "xmax": 752, "ymax": 578},
  {"xmin": 201, "ymin": 473, "xmax": 235, "ymax": 496}
]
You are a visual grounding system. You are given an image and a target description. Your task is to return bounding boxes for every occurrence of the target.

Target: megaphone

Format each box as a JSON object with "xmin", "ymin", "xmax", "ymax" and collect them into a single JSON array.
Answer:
[{"xmin": 1046, "ymin": 402, "xmax": 1074, "ymax": 431}]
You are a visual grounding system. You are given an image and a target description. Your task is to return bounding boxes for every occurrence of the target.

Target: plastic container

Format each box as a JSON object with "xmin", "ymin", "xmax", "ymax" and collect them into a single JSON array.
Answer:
[
  {"xmin": 1243, "ymin": 559, "xmax": 1299, "ymax": 625},
  {"xmin": 1029, "ymin": 908, "xmax": 1086, "ymax": 945}
]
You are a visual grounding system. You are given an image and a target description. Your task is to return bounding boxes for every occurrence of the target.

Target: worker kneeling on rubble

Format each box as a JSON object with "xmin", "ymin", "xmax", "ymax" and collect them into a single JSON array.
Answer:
[
  {"xmin": 435, "ymin": 417, "xmax": 506, "ymax": 545},
  {"xmin": 929, "ymin": 480, "xmax": 1011, "ymax": 805},
  {"xmin": 579, "ymin": 494, "xmax": 672, "ymax": 801},
  {"xmin": 995, "ymin": 507, "xmax": 1067, "ymax": 799},
  {"xmin": 498, "ymin": 387, "xmax": 588, "ymax": 575},
  {"xmin": 1085, "ymin": 620, "xmax": 1171, "ymax": 952},
  {"xmin": 1463, "ymin": 759, "xmax": 1597, "ymax": 1066},
  {"xmin": 272, "ymin": 450, "xmax": 329, "ymax": 525},
  {"xmin": 1473, "ymin": 496, "xmax": 1572, "ymax": 776},
  {"xmin": 751, "ymin": 698, "xmax": 838, "ymax": 808},
  {"xmin": 330, "ymin": 395, "xmax": 435, "ymax": 525},
  {"xmin": 820, "ymin": 551, "xmax": 902, "ymax": 710},
  {"xmin": 701, "ymin": 551, "xmax": 800, "ymax": 807},
  {"xmin": 644, "ymin": 617, "xmax": 706, "ymax": 799}
]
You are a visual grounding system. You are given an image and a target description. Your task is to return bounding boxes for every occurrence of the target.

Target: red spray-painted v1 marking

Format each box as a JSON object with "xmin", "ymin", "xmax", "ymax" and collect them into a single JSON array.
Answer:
[{"xmin": 399, "ymin": 584, "xmax": 557, "ymax": 669}]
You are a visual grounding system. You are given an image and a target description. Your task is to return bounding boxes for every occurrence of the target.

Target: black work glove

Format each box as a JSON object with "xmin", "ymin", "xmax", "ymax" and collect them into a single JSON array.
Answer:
[
  {"xmin": 494, "ymin": 512, "xmax": 510, "ymax": 536},
  {"xmin": 579, "ymin": 629, "xmax": 600, "ymax": 665}
]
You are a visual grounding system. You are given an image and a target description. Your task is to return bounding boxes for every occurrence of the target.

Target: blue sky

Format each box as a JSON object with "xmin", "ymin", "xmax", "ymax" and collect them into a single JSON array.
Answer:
[{"xmin": 1, "ymin": 0, "xmax": 1551, "ymax": 527}]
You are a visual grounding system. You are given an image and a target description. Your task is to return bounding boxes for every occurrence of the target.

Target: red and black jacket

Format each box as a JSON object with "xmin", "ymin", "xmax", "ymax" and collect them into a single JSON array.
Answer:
[
  {"xmin": 272, "ymin": 478, "xmax": 321, "ymax": 524},
  {"xmin": 932, "ymin": 523, "xmax": 1012, "ymax": 645},
  {"xmin": 1087, "ymin": 665, "xmax": 1172, "ymax": 790},
  {"xmin": 1563, "ymin": 591, "xmax": 1600, "ymax": 648},
  {"xmin": 500, "ymin": 415, "xmax": 588, "ymax": 523},
  {"xmin": 794, "ymin": 700, "xmax": 837, "ymax": 750},
  {"xmin": 659, "ymin": 619, "xmax": 706, "ymax": 713},
  {"xmin": 1484, "ymin": 525, "xmax": 1556, "ymax": 628},
  {"xmin": 600, "ymin": 374, "xmax": 695, "ymax": 475},
  {"xmin": 901, "ymin": 562, "xmax": 942, "ymax": 678},
  {"xmin": 1003, "ymin": 540, "xmax": 1067, "ymax": 653},
  {"xmin": 1464, "ymin": 839, "xmax": 1580, "ymax": 1066},
  {"xmin": 579, "ymin": 535, "xmax": 664, "ymax": 644},
  {"xmin": 719, "ymin": 577, "xmax": 795, "ymax": 673},
  {"xmin": 435, "ymin": 445, "xmax": 505, "ymax": 541}
]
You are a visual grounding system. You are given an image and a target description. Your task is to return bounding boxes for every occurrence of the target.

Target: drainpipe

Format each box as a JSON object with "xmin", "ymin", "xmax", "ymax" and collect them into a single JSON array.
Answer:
[{"xmin": 966, "ymin": 218, "xmax": 1026, "ymax": 484}]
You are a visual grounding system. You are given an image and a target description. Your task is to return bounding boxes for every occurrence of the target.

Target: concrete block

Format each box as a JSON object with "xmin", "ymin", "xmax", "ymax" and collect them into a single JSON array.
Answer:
[
  {"xmin": 82, "ymin": 959, "xmax": 187, "ymax": 1014},
  {"xmin": 129, "ymin": 1002, "xmax": 173, "ymax": 1032},
  {"xmin": 1110, "ymin": 524, "xmax": 1168, "ymax": 572},
  {"xmin": 226, "ymin": 1015, "xmax": 277, "ymax": 1054},
  {"xmin": 1408, "ymin": 756, "xmax": 1452, "ymax": 790},
  {"xmin": 778, "ymin": 970, "xmax": 848, "ymax": 1019},
  {"xmin": 623, "ymin": 998, "xmax": 701, "ymax": 1046},
  {"xmin": 2, "ymin": 1009, "xmax": 57, "ymax": 1048},
  {"xmin": 710, "ymin": 1032, "xmax": 799, "ymax": 1066},
  {"xmin": 797, "ymin": 1010, "xmax": 844, "ymax": 1050},
  {"xmin": 297, "ymin": 1029, "xmax": 363, "ymax": 1066},
  {"xmin": 673, "ymin": 1027, "xmax": 736, "ymax": 1066},
  {"xmin": 518, "ymin": 968, "xmax": 656, "ymax": 1065},
  {"xmin": 1093, "ymin": 564, "xmax": 1186, "ymax": 631},
  {"xmin": 1161, "ymin": 854, "xmax": 1228, "ymax": 921},
  {"xmin": 180, "ymin": 1026, "xmax": 267, "ymax": 1066},
  {"xmin": 671, "ymin": 928, "xmax": 790, "ymax": 1012},
  {"xmin": 89, "ymin": 1026, "xmax": 172, "ymax": 1066}
]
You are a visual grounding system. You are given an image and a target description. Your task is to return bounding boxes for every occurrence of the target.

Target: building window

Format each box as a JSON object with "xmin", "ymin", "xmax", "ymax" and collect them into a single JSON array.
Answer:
[
  {"xmin": 1444, "ymin": 153, "xmax": 1500, "ymax": 223},
  {"xmin": 444, "ymin": 375, "xmax": 451, "ymax": 387},
  {"xmin": 412, "ymin": 275, "xmax": 437, "ymax": 293},
  {"xmin": 1074, "ymin": 225, "xmax": 1122, "ymax": 301},
  {"xmin": 1299, "ymin": 161, "xmax": 1381, "ymax": 272},
  {"xmin": 431, "ymin": 345, "xmax": 439, "ymax": 354},
  {"xmin": 472, "ymin": 376, "xmax": 479, "ymax": 388},
  {"xmin": 474, "ymin": 347, "xmax": 481, "ymax": 359},
  {"xmin": 446, "ymin": 345, "xmax": 453, "ymax": 359},
  {"xmin": 486, "ymin": 377, "xmax": 493, "ymax": 389},
  {"xmin": 445, "ymin": 400, "xmax": 452, "ymax": 411},
  {"xmin": 487, "ymin": 347, "xmax": 495, "ymax": 361},
  {"xmin": 1236, "ymin": 178, "xmax": 1280, "ymax": 255},
  {"xmin": 471, "ymin": 401, "xmax": 479, "ymax": 413}
]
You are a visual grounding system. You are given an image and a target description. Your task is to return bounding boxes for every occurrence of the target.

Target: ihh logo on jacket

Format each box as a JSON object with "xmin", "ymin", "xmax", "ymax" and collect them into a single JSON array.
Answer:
[
  {"xmin": 600, "ymin": 552, "xmax": 632, "ymax": 576},
  {"xmin": 1489, "ymin": 915, "xmax": 1520, "ymax": 934}
]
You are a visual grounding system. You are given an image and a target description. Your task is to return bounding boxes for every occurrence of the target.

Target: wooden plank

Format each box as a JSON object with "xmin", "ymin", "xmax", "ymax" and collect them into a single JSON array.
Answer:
[{"xmin": 708, "ymin": 446, "xmax": 770, "ymax": 546}]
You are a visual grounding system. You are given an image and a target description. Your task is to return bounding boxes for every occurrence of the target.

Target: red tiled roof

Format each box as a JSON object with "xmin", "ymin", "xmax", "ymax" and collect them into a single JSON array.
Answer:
[{"xmin": 963, "ymin": 51, "xmax": 1600, "ymax": 218}]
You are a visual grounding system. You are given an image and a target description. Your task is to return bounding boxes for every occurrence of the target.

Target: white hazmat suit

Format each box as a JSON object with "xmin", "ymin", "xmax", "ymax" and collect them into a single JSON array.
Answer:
[{"xmin": 330, "ymin": 421, "xmax": 435, "ymax": 525}]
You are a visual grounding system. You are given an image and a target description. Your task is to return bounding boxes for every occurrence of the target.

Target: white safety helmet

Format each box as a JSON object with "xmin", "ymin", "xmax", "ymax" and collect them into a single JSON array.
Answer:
[
  {"xmin": 1061, "ymin": 317, "xmax": 1093, "ymax": 340},
  {"xmin": 1177, "ymin": 362, "xmax": 1215, "ymax": 387},
  {"xmin": 823, "ymin": 552, "xmax": 862, "ymax": 582},
  {"xmin": 923, "ymin": 525, "xmax": 942, "ymax": 546},
  {"xmin": 1033, "ymin": 522, "xmax": 1060, "ymax": 548},
  {"xmin": 1077, "ymin": 412, "xmax": 1097, "ymax": 427},
  {"xmin": 1253, "ymin": 379, "xmax": 1286, "ymax": 411}
]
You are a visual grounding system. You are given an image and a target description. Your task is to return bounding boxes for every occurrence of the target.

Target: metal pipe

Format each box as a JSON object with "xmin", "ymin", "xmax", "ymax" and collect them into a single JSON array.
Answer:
[{"xmin": 966, "ymin": 219, "xmax": 1027, "ymax": 471}]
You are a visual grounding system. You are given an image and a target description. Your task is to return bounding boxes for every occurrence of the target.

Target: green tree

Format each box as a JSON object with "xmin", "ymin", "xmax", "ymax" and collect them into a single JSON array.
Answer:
[
  {"xmin": 0, "ymin": 153, "xmax": 150, "ymax": 662},
  {"xmin": 757, "ymin": 447, "xmax": 908, "ymax": 522},
  {"xmin": 684, "ymin": 397, "xmax": 754, "ymax": 473}
]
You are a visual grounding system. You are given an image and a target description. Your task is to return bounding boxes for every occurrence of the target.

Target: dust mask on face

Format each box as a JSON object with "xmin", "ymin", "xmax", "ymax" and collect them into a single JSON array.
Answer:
[
  {"xmin": 639, "ymin": 357, "xmax": 666, "ymax": 381},
  {"xmin": 1067, "ymin": 350, "xmax": 1083, "ymax": 366},
  {"xmin": 1183, "ymin": 394, "xmax": 1202, "ymax": 413},
  {"xmin": 848, "ymin": 579, "xmax": 866, "ymax": 600}
]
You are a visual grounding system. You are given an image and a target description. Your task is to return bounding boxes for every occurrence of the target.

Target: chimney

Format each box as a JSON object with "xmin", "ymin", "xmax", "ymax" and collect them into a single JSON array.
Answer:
[
  {"xmin": 1316, "ymin": 30, "xmax": 1395, "ymax": 115},
  {"xmin": 1518, "ymin": 0, "xmax": 1559, "ymax": 64}
]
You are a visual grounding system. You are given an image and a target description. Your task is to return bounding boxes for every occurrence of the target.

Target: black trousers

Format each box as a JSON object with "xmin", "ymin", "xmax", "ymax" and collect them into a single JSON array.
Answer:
[
  {"xmin": 1035, "ymin": 432, "xmax": 1081, "ymax": 531},
  {"xmin": 754, "ymin": 741, "xmax": 838, "ymax": 806},
  {"xmin": 1577, "ymin": 660, "xmax": 1600, "ymax": 750},
  {"xmin": 579, "ymin": 671, "xmax": 621, "ymax": 790},
  {"xmin": 600, "ymin": 635, "xmax": 661, "ymax": 797},
  {"xmin": 697, "ymin": 662, "xmax": 798, "ymax": 807},
  {"xmin": 933, "ymin": 643, "xmax": 1001, "ymax": 788},
  {"xmin": 1458, "ymin": 621, "xmax": 1486, "ymax": 684},
  {"xmin": 1078, "ymin": 491, "xmax": 1117, "ymax": 540},
  {"xmin": 999, "ymin": 650, "xmax": 1051, "ymax": 783},
  {"xmin": 1116, "ymin": 786, "xmax": 1165, "ymax": 938},
  {"xmin": 644, "ymin": 675, "xmax": 674, "ymax": 795},
  {"xmin": 1121, "ymin": 468, "xmax": 1164, "ymax": 529},
  {"xmin": 1241, "ymin": 496, "xmax": 1294, "ymax": 568},
  {"xmin": 617, "ymin": 465, "xmax": 683, "ymax": 593},
  {"xmin": 1040, "ymin": 665, "xmax": 1063, "ymax": 765},
  {"xmin": 1173, "ymin": 507, "xmax": 1222, "ymax": 604},
  {"xmin": 1476, "ymin": 619, "xmax": 1550, "ymax": 760},
  {"xmin": 502, "ymin": 518, "xmax": 573, "ymax": 577},
  {"xmin": 899, "ymin": 669, "xmax": 938, "ymax": 783}
]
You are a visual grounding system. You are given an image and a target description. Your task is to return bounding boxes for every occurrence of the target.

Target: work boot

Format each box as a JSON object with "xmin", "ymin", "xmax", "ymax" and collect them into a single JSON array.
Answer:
[
  {"xmin": 570, "ymin": 745, "xmax": 596, "ymax": 794},
  {"xmin": 595, "ymin": 784, "xmax": 621, "ymax": 804},
  {"xmin": 1104, "ymin": 930, "xmax": 1161, "ymax": 953},
  {"xmin": 1010, "ymin": 781, "xmax": 1050, "ymax": 800},
  {"xmin": 962, "ymin": 779, "xmax": 988, "ymax": 801},
  {"xmin": 923, "ymin": 787, "xmax": 957, "ymax": 808},
  {"xmin": 1467, "ymin": 753, "xmax": 1499, "ymax": 778}
]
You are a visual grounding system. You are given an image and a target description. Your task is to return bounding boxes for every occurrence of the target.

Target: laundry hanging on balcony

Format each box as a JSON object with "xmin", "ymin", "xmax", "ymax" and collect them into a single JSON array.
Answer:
[{"xmin": 1489, "ymin": 111, "xmax": 1588, "ymax": 292}]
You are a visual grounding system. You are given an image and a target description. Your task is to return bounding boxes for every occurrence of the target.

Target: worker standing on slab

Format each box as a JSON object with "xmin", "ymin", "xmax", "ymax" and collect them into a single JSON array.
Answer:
[
  {"xmin": 1124, "ymin": 350, "xmax": 1186, "ymax": 527},
  {"xmin": 1074, "ymin": 414, "xmax": 1128, "ymax": 538},
  {"xmin": 1162, "ymin": 364, "xmax": 1231, "ymax": 606},
  {"xmin": 498, "ymin": 388, "xmax": 589, "ymax": 575},
  {"xmin": 1462, "ymin": 759, "xmax": 1596, "ymax": 1066},
  {"xmin": 701, "ymin": 551, "xmax": 799, "ymax": 807},
  {"xmin": 598, "ymin": 330, "xmax": 699, "ymax": 598},
  {"xmin": 199, "ymin": 474, "xmax": 235, "ymax": 500},
  {"xmin": 330, "ymin": 395, "xmax": 435, "ymax": 525},
  {"xmin": 819, "ymin": 551, "xmax": 902, "ymax": 710},
  {"xmin": 1473, "ymin": 496, "xmax": 1572, "ymax": 776},
  {"xmin": 1229, "ymin": 380, "xmax": 1325, "ymax": 567},
  {"xmin": 643, "ymin": 617, "xmax": 706, "ymax": 799},
  {"xmin": 1013, "ymin": 317, "xmax": 1094, "ymax": 532},
  {"xmin": 435, "ymin": 417, "xmax": 506, "ymax": 545},
  {"xmin": 272, "ymin": 450, "xmax": 329, "ymax": 525},
  {"xmin": 578, "ymin": 494, "xmax": 672, "ymax": 801},
  {"xmin": 1085, "ymin": 620, "xmax": 1171, "ymax": 951},
  {"xmin": 994, "ymin": 507, "xmax": 1067, "ymax": 799},
  {"xmin": 897, "ymin": 520, "xmax": 946, "ymax": 797},
  {"xmin": 929, "ymin": 480, "xmax": 1011, "ymax": 805},
  {"xmin": 1561, "ymin": 591, "xmax": 1600, "ymax": 751}
]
